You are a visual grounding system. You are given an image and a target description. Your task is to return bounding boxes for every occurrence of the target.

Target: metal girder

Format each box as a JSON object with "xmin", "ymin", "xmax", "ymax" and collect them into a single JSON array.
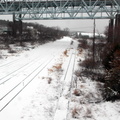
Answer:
[{"xmin": 0, "ymin": 0, "xmax": 120, "ymax": 20}]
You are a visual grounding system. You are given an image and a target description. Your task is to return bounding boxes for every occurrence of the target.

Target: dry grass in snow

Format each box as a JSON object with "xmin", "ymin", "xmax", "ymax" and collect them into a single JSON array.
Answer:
[{"xmin": 66, "ymin": 47, "xmax": 120, "ymax": 120}]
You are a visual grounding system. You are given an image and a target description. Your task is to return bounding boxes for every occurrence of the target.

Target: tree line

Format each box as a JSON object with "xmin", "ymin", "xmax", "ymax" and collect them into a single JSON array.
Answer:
[
  {"xmin": 0, "ymin": 20, "xmax": 69, "ymax": 45},
  {"xmin": 76, "ymin": 18, "xmax": 120, "ymax": 101}
]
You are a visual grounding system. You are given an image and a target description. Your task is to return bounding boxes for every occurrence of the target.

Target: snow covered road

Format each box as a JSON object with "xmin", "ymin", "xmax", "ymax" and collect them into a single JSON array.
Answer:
[{"xmin": 0, "ymin": 37, "xmax": 78, "ymax": 120}]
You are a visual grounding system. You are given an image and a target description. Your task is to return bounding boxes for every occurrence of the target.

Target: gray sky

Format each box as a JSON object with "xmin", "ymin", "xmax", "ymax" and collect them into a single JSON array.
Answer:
[{"xmin": 0, "ymin": 15, "xmax": 109, "ymax": 33}]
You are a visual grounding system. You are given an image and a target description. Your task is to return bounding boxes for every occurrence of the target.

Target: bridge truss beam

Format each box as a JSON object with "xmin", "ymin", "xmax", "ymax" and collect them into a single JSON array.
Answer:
[{"xmin": 0, "ymin": 0, "xmax": 120, "ymax": 20}]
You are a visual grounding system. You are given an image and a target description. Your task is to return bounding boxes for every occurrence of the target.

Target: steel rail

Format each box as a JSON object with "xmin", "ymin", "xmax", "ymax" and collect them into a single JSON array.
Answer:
[
  {"xmin": 0, "ymin": 41, "xmax": 71, "ymax": 112},
  {"xmin": 0, "ymin": 55, "xmax": 54, "ymax": 101},
  {"xmin": 0, "ymin": 43, "xmax": 67, "ymax": 85},
  {"xmin": 0, "ymin": 45, "xmax": 54, "ymax": 81},
  {"xmin": 66, "ymin": 49, "xmax": 77, "ymax": 120},
  {"xmin": 0, "ymin": 58, "xmax": 20, "ymax": 68},
  {"xmin": 0, "ymin": 54, "xmax": 51, "ymax": 85},
  {"xmin": 53, "ymin": 48, "xmax": 76, "ymax": 120},
  {"xmin": 0, "ymin": 55, "xmax": 55, "ymax": 112}
]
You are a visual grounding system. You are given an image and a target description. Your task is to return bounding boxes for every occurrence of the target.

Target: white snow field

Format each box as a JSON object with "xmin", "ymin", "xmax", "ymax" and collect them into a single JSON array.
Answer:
[{"xmin": 0, "ymin": 37, "xmax": 120, "ymax": 120}]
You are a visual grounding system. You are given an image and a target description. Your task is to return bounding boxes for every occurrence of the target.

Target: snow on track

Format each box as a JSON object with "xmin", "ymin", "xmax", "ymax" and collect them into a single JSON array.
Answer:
[
  {"xmin": 1, "ymin": 37, "xmax": 119, "ymax": 120},
  {"xmin": 53, "ymin": 49, "xmax": 76, "ymax": 120},
  {"xmin": 0, "ymin": 37, "xmax": 76, "ymax": 120}
]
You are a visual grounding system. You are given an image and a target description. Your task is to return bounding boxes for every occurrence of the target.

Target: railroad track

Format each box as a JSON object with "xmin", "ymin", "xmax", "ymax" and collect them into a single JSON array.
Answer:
[
  {"xmin": 53, "ymin": 48, "xmax": 77, "ymax": 120},
  {"xmin": 0, "ymin": 45, "xmax": 54, "ymax": 79},
  {"xmin": 0, "ymin": 41, "xmax": 70, "ymax": 82},
  {"xmin": 0, "ymin": 41, "xmax": 71, "ymax": 112},
  {"xmin": 0, "ymin": 58, "xmax": 20, "ymax": 68},
  {"xmin": 0, "ymin": 47, "xmax": 55, "ymax": 84},
  {"xmin": 0, "ymin": 55, "xmax": 55, "ymax": 112}
]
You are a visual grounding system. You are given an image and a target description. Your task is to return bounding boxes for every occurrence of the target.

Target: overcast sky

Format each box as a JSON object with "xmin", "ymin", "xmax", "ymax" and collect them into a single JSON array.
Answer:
[{"xmin": 0, "ymin": 15, "xmax": 109, "ymax": 33}]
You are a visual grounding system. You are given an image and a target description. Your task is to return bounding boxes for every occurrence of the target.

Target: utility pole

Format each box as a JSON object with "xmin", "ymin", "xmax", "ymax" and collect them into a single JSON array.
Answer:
[
  {"xmin": 19, "ymin": 14, "xmax": 22, "ymax": 35},
  {"xmin": 93, "ymin": 19, "xmax": 95, "ymax": 64},
  {"xmin": 13, "ymin": 13, "xmax": 16, "ymax": 37}
]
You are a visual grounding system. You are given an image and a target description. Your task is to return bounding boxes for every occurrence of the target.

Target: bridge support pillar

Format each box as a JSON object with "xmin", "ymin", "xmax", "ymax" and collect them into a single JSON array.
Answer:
[
  {"xmin": 114, "ymin": 14, "xmax": 120, "ymax": 43},
  {"xmin": 12, "ymin": 13, "xmax": 23, "ymax": 37},
  {"xmin": 108, "ymin": 18, "xmax": 114, "ymax": 43}
]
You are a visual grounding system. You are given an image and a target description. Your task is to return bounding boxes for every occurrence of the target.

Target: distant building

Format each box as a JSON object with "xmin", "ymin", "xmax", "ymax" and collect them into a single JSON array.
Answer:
[{"xmin": 76, "ymin": 31, "xmax": 106, "ymax": 39}]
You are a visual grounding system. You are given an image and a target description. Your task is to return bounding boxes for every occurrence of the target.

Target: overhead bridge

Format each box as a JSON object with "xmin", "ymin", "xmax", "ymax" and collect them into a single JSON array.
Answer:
[{"xmin": 0, "ymin": 0, "xmax": 120, "ymax": 20}]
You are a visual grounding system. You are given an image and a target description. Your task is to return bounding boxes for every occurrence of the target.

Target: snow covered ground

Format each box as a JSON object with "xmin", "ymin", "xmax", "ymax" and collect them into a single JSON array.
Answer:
[{"xmin": 0, "ymin": 37, "xmax": 120, "ymax": 120}]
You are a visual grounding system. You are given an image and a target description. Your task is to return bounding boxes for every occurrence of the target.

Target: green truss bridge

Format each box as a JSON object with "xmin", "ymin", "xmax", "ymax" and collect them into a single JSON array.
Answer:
[{"xmin": 0, "ymin": 0, "xmax": 120, "ymax": 20}]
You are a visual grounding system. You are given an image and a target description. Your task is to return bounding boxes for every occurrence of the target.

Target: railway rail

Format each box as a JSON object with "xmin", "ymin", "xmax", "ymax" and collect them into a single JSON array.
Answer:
[
  {"xmin": 0, "ymin": 41, "xmax": 70, "ymax": 81},
  {"xmin": 0, "ymin": 40, "xmax": 71, "ymax": 112},
  {"xmin": 53, "ymin": 48, "xmax": 77, "ymax": 120},
  {"xmin": 0, "ymin": 46, "xmax": 57, "ymax": 83},
  {"xmin": 0, "ymin": 55, "xmax": 55, "ymax": 112}
]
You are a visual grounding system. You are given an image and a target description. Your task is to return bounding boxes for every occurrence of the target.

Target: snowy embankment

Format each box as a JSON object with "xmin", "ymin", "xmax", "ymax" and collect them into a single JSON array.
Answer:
[{"xmin": 0, "ymin": 36, "xmax": 120, "ymax": 120}]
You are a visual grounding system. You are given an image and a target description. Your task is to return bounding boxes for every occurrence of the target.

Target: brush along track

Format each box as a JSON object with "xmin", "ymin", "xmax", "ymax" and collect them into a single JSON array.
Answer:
[{"xmin": 53, "ymin": 48, "xmax": 76, "ymax": 120}]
